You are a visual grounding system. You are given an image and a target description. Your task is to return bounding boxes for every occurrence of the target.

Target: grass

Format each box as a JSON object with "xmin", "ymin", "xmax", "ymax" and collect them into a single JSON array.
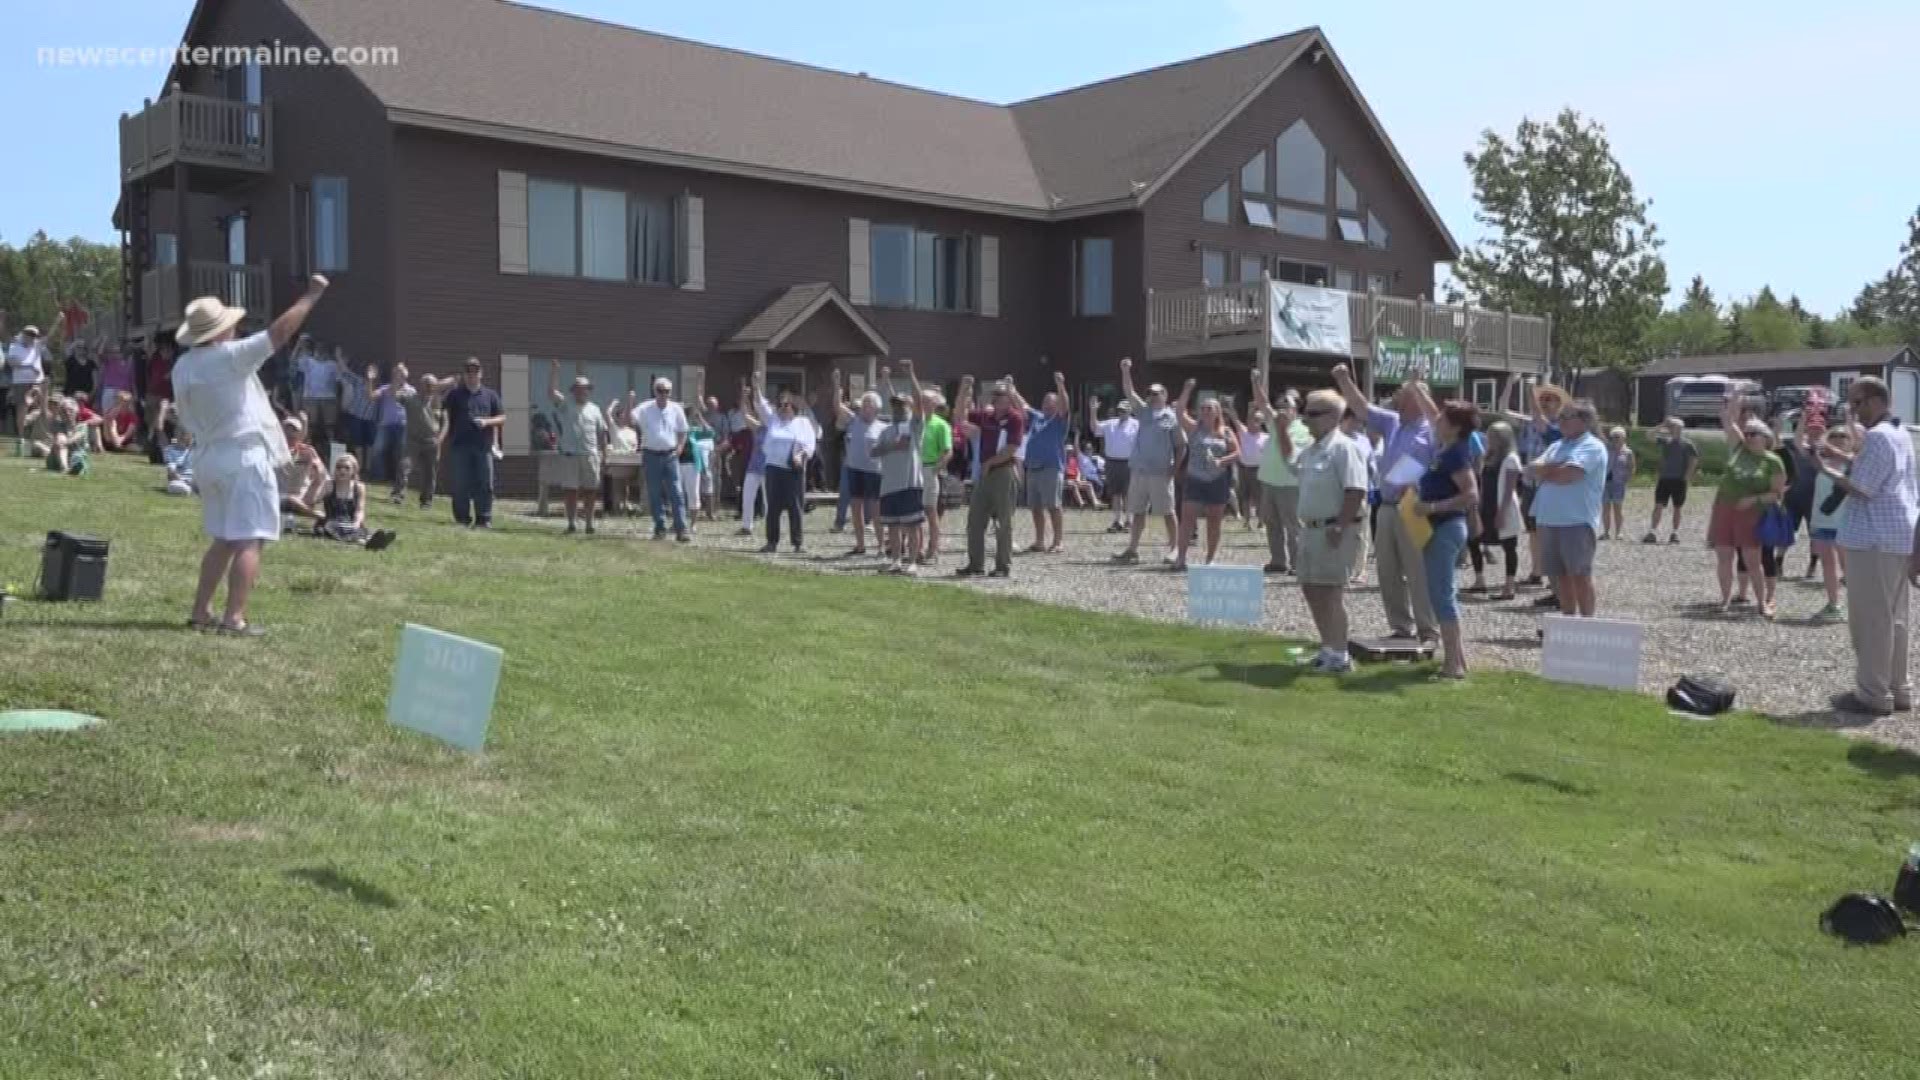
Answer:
[
  {"xmin": 2, "ymin": 455, "xmax": 1918, "ymax": 1079},
  {"xmin": 1627, "ymin": 427, "xmax": 1731, "ymax": 485}
]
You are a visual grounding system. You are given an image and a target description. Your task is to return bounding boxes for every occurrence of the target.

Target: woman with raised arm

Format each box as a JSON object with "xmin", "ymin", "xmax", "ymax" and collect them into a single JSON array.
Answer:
[
  {"xmin": 874, "ymin": 358, "xmax": 929, "ymax": 574},
  {"xmin": 1406, "ymin": 376, "xmax": 1482, "ymax": 680},
  {"xmin": 754, "ymin": 373, "xmax": 816, "ymax": 553},
  {"xmin": 734, "ymin": 379, "xmax": 770, "ymax": 535},
  {"xmin": 1707, "ymin": 388, "xmax": 1787, "ymax": 617},
  {"xmin": 1171, "ymin": 380, "xmax": 1240, "ymax": 571}
]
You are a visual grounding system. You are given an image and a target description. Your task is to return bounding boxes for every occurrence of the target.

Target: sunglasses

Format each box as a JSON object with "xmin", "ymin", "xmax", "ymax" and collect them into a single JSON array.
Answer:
[{"xmin": 1302, "ymin": 408, "xmax": 1336, "ymax": 419}]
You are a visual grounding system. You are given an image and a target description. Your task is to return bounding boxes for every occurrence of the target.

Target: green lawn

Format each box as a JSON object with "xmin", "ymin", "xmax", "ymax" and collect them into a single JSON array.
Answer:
[
  {"xmin": 1, "ymin": 456, "xmax": 1916, "ymax": 1079},
  {"xmin": 1628, "ymin": 427, "xmax": 1731, "ymax": 484}
]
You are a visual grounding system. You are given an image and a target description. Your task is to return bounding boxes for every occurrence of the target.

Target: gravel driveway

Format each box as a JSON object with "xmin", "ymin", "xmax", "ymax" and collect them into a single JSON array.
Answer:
[{"xmin": 522, "ymin": 485, "xmax": 1919, "ymax": 751}]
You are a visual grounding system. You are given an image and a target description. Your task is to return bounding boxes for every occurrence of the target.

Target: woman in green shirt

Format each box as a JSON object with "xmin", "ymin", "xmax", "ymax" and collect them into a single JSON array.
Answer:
[{"xmin": 1706, "ymin": 393, "xmax": 1787, "ymax": 617}]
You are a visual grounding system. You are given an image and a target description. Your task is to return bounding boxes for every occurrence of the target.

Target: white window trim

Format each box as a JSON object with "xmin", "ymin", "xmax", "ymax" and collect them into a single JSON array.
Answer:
[{"xmin": 1471, "ymin": 378, "xmax": 1498, "ymax": 410}]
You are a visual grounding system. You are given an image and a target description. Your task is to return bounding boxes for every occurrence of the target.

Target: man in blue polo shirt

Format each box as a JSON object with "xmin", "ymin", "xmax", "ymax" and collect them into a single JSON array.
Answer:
[
  {"xmin": 1334, "ymin": 363, "xmax": 1436, "ymax": 642},
  {"xmin": 1012, "ymin": 372, "xmax": 1071, "ymax": 554},
  {"xmin": 1528, "ymin": 399, "xmax": 1608, "ymax": 619}
]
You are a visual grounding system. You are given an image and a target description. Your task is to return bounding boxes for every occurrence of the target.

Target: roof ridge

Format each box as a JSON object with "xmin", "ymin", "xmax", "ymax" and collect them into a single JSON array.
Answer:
[{"xmin": 1008, "ymin": 28, "xmax": 1314, "ymax": 107}]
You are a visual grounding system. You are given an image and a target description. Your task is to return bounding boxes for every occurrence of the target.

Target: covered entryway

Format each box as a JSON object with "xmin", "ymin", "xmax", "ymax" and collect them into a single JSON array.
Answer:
[{"xmin": 717, "ymin": 282, "xmax": 892, "ymax": 400}]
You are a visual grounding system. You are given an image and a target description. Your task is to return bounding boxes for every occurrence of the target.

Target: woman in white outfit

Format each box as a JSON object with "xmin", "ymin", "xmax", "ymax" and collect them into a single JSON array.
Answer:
[{"xmin": 171, "ymin": 276, "xmax": 330, "ymax": 636}]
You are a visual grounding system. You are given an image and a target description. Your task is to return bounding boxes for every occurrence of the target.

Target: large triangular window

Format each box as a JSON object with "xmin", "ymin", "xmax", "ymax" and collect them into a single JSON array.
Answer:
[
  {"xmin": 1240, "ymin": 150, "xmax": 1268, "ymax": 195},
  {"xmin": 1335, "ymin": 167, "xmax": 1359, "ymax": 213},
  {"xmin": 1202, "ymin": 182, "xmax": 1229, "ymax": 223}
]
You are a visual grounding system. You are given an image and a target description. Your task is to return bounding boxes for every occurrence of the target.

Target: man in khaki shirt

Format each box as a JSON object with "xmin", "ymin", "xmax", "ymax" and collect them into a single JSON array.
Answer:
[{"xmin": 1293, "ymin": 389, "xmax": 1370, "ymax": 674}]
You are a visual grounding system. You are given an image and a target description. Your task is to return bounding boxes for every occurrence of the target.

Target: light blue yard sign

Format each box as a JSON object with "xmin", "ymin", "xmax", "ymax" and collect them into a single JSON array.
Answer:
[
  {"xmin": 387, "ymin": 623, "xmax": 502, "ymax": 752},
  {"xmin": 1186, "ymin": 565, "xmax": 1264, "ymax": 626}
]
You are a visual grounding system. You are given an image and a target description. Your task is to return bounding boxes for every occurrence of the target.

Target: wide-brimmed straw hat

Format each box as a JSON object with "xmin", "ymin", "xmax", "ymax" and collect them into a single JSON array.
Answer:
[
  {"xmin": 176, "ymin": 296, "xmax": 245, "ymax": 346},
  {"xmin": 571, "ymin": 375, "xmax": 592, "ymax": 391}
]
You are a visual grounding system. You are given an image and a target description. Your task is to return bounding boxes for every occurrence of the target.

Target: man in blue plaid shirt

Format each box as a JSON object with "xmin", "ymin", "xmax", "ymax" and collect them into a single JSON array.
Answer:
[{"xmin": 1824, "ymin": 376, "xmax": 1920, "ymax": 717}]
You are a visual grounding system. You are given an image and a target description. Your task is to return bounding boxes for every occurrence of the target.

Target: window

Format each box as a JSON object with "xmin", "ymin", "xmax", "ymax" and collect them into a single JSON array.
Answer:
[
  {"xmin": 580, "ymin": 188, "xmax": 628, "ymax": 281},
  {"xmin": 1239, "ymin": 255, "xmax": 1265, "ymax": 284},
  {"xmin": 1075, "ymin": 237, "xmax": 1113, "ymax": 316},
  {"xmin": 1275, "ymin": 120, "xmax": 1326, "ymax": 204},
  {"xmin": 154, "ymin": 232, "xmax": 178, "ymax": 267},
  {"xmin": 1333, "ymin": 268, "xmax": 1358, "ymax": 292},
  {"xmin": 871, "ymin": 225, "xmax": 974, "ymax": 311},
  {"xmin": 1471, "ymin": 378, "xmax": 1498, "ymax": 411},
  {"xmin": 528, "ymin": 179, "xmax": 578, "ymax": 275},
  {"xmin": 629, "ymin": 197, "xmax": 674, "ymax": 284},
  {"xmin": 1202, "ymin": 182, "xmax": 1229, "ymax": 224},
  {"xmin": 1273, "ymin": 260, "xmax": 1330, "ymax": 287},
  {"xmin": 313, "ymin": 176, "xmax": 348, "ymax": 271},
  {"xmin": 1367, "ymin": 211, "xmax": 1390, "ymax": 250},
  {"xmin": 1240, "ymin": 150, "xmax": 1268, "ymax": 195},
  {"xmin": 1367, "ymin": 272, "xmax": 1389, "ymax": 294},
  {"xmin": 1201, "ymin": 248, "xmax": 1227, "ymax": 288},
  {"xmin": 1242, "ymin": 199, "xmax": 1275, "ymax": 229},
  {"xmin": 1337, "ymin": 216, "xmax": 1366, "ymax": 244},
  {"xmin": 1275, "ymin": 206, "xmax": 1326, "ymax": 240},
  {"xmin": 1335, "ymin": 168, "xmax": 1359, "ymax": 213}
]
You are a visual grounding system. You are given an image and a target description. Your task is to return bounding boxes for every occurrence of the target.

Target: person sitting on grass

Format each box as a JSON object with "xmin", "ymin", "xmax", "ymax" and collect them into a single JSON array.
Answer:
[
  {"xmin": 276, "ymin": 415, "xmax": 329, "ymax": 528},
  {"xmin": 1602, "ymin": 426, "xmax": 1633, "ymax": 540},
  {"xmin": 312, "ymin": 454, "xmax": 396, "ymax": 550},
  {"xmin": 67, "ymin": 392, "xmax": 109, "ymax": 454},
  {"xmin": 43, "ymin": 396, "xmax": 90, "ymax": 476},
  {"xmin": 1065, "ymin": 440, "xmax": 1102, "ymax": 508},
  {"xmin": 97, "ymin": 392, "xmax": 142, "ymax": 453},
  {"xmin": 874, "ymin": 359, "xmax": 930, "ymax": 575},
  {"xmin": 162, "ymin": 418, "xmax": 196, "ymax": 496}
]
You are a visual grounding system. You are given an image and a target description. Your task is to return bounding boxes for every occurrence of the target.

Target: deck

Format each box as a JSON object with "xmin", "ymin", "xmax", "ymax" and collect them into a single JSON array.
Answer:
[{"xmin": 1147, "ymin": 282, "xmax": 1551, "ymax": 375}]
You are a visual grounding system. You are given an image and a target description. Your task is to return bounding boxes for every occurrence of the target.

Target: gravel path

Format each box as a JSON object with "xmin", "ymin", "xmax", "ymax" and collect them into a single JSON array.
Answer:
[{"xmin": 511, "ymin": 486, "xmax": 1920, "ymax": 752}]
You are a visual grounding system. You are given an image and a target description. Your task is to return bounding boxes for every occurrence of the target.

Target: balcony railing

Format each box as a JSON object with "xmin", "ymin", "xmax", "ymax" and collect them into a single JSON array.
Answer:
[
  {"xmin": 1147, "ymin": 282, "xmax": 1551, "ymax": 371},
  {"xmin": 120, "ymin": 92, "xmax": 273, "ymax": 183},
  {"xmin": 140, "ymin": 261, "xmax": 271, "ymax": 330}
]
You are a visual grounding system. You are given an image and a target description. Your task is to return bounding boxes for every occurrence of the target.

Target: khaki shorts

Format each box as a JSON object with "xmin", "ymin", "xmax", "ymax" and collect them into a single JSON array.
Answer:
[
  {"xmin": 559, "ymin": 452, "xmax": 601, "ymax": 490},
  {"xmin": 1297, "ymin": 524, "xmax": 1361, "ymax": 587},
  {"xmin": 1125, "ymin": 471, "xmax": 1175, "ymax": 516},
  {"xmin": 922, "ymin": 473, "xmax": 943, "ymax": 513}
]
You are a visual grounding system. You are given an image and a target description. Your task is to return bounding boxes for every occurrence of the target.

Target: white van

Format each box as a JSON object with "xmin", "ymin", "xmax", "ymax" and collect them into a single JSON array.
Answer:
[{"xmin": 1665, "ymin": 375, "xmax": 1766, "ymax": 427}]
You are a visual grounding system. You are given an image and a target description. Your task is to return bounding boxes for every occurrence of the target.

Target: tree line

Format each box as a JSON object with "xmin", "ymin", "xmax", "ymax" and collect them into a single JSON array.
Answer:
[
  {"xmin": 0, "ymin": 232, "xmax": 121, "ymax": 343},
  {"xmin": 1449, "ymin": 108, "xmax": 1919, "ymax": 374}
]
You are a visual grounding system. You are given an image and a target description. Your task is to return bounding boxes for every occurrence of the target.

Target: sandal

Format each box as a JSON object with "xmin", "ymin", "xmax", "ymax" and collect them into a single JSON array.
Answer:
[
  {"xmin": 216, "ymin": 621, "xmax": 265, "ymax": 638},
  {"xmin": 186, "ymin": 616, "xmax": 217, "ymax": 632}
]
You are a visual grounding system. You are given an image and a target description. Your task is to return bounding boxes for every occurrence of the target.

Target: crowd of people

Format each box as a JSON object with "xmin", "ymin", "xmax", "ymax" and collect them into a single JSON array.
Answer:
[{"xmin": 11, "ymin": 286, "xmax": 1920, "ymax": 713}]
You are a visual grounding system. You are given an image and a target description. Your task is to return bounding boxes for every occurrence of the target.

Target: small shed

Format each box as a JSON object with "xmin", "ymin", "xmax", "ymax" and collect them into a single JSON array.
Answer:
[{"xmin": 1630, "ymin": 346, "xmax": 1920, "ymax": 427}]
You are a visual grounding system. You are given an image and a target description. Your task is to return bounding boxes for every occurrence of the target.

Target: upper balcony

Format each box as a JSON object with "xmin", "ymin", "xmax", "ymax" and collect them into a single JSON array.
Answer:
[
  {"xmin": 1147, "ymin": 282, "xmax": 1552, "ymax": 375},
  {"xmin": 120, "ymin": 92, "xmax": 273, "ymax": 186},
  {"xmin": 139, "ymin": 261, "xmax": 272, "ymax": 333}
]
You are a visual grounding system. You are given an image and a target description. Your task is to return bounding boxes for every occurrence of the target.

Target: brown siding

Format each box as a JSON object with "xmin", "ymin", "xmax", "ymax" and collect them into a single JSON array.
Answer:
[
  {"xmin": 391, "ymin": 132, "xmax": 1082, "ymax": 385},
  {"xmin": 155, "ymin": 0, "xmax": 395, "ymax": 366},
  {"xmin": 1140, "ymin": 57, "xmax": 1452, "ymax": 303},
  {"xmin": 1043, "ymin": 213, "xmax": 1147, "ymax": 397}
]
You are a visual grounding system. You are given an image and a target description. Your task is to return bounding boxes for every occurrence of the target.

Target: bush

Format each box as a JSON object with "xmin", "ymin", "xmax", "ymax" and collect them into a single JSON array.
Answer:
[{"xmin": 1628, "ymin": 427, "xmax": 1728, "ymax": 485}]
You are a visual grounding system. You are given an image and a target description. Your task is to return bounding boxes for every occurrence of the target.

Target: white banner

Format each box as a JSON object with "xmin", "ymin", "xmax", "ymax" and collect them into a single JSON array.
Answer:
[{"xmin": 1268, "ymin": 282, "xmax": 1353, "ymax": 356}]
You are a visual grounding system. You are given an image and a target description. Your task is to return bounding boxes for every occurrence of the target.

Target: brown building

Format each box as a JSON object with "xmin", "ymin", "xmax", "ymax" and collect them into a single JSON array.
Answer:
[
  {"xmin": 1579, "ymin": 346, "xmax": 1920, "ymax": 428},
  {"xmin": 116, "ymin": 0, "xmax": 1548, "ymax": 490}
]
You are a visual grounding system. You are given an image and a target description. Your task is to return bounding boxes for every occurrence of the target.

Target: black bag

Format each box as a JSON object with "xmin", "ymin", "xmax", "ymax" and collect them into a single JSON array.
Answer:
[
  {"xmin": 1821, "ymin": 893, "xmax": 1908, "ymax": 945},
  {"xmin": 1666, "ymin": 675, "xmax": 1736, "ymax": 716}
]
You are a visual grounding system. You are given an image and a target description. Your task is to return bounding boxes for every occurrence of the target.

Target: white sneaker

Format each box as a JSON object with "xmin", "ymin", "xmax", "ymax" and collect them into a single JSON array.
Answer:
[{"xmin": 1313, "ymin": 654, "xmax": 1353, "ymax": 674}]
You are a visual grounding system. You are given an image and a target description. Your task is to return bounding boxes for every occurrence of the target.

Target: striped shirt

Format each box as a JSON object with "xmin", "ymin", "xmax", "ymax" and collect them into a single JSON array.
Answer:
[{"xmin": 1838, "ymin": 420, "xmax": 1919, "ymax": 555}]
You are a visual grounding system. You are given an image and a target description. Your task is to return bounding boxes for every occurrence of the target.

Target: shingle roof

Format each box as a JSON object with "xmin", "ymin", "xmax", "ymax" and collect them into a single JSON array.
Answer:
[
  {"xmin": 719, "ymin": 282, "xmax": 889, "ymax": 355},
  {"xmin": 1008, "ymin": 32, "xmax": 1315, "ymax": 209},
  {"xmin": 276, "ymin": 0, "xmax": 1338, "ymax": 217},
  {"xmin": 1637, "ymin": 346, "xmax": 1915, "ymax": 378}
]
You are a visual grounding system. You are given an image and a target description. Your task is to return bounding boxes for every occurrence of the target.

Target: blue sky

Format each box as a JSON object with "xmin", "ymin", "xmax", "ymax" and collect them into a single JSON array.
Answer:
[{"xmin": 4, "ymin": 0, "xmax": 1914, "ymax": 315}]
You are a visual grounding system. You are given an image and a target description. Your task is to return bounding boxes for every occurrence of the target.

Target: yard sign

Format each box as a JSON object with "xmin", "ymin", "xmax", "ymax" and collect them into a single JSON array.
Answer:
[
  {"xmin": 1540, "ymin": 615, "xmax": 1643, "ymax": 692},
  {"xmin": 1187, "ymin": 565, "xmax": 1264, "ymax": 626},
  {"xmin": 387, "ymin": 623, "xmax": 503, "ymax": 752}
]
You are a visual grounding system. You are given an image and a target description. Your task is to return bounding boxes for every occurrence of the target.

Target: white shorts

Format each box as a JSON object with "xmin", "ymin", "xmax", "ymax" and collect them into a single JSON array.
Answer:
[
  {"xmin": 679, "ymin": 462, "xmax": 702, "ymax": 512},
  {"xmin": 197, "ymin": 443, "xmax": 282, "ymax": 543}
]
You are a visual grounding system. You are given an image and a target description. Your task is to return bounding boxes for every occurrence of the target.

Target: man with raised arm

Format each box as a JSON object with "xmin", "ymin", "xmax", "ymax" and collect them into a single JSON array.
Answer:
[
  {"xmin": 173, "ymin": 274, "xmax": 331, "ymax": 636},
  {"xmin": 953, "ymin": 373, "xmax": 1026, "ymax": 578},
  {"xmin": 1009, "ymin": 370, "xmax": 1071, "ymax": 554},
  {"xmin": 1088, "ymin": 390, "xmax": 1137, "ymax": 533},
  {"xmin": 1110, "ymin": 358, "xmax": 1183, "ymax": 565},
  {"xmin": 1333, "ymin": 362, "xmax": 1436, "ymax": 643}
]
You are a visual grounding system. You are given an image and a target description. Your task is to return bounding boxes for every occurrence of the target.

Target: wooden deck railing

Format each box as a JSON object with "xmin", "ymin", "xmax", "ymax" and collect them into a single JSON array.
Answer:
[
  {"xmin": 1147, "ymin": 282, "xmax": 1551, "ymax": 367},
  {"xmin": 120, "ymin": 92, "xmax": 272, "ymax": 182}
]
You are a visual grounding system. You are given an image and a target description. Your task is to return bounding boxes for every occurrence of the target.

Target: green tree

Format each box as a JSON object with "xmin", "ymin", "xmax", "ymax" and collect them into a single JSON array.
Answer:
[
  {"xmin": 1736, "ymin": 288, "xmax": 1807, "ymax": 352},
  {"xmin": 0, "ymin": 232, "xmax": 122, "ymax": 345},
  {"xmin": 1643, "ymin": 275, "xmax": 1722, "ymax": 358},
  {"xmin": 1450, "ymin": 109, "xmax": 1668, "ymax": 376}
]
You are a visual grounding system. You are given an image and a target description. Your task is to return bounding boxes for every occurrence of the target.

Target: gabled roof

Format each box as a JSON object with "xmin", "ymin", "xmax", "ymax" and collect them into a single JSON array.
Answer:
[
  {"xmin": 719, "ymin": 283, "xmax": 890, "ymax": 356},
  {"xmin": 1637, "ymin": 346, "xmax": 1916, "ymax": 378},
  {"xmin": 268, "ymin": 0, "xmax": 1454, "ymax": 242}
]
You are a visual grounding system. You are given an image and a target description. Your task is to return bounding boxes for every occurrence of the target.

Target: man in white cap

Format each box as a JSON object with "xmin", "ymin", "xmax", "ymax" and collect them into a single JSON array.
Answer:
[
  {"xmin": 633, "ymin": 375, "xmax": 691, "ymax": 541},
  {"xmin": 5, "ymin": 321, "xmax": 51, "ymax": 438},
  {"xmin": 171, "ymin": 275, "xmax": 330, "ymax": 636}
]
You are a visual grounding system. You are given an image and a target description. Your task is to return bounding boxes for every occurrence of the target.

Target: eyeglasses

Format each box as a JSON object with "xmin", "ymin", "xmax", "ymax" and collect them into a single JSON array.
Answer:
[{"xmin": 1302, "ymin": 408, "xmax": 1335, "ymax": 419}]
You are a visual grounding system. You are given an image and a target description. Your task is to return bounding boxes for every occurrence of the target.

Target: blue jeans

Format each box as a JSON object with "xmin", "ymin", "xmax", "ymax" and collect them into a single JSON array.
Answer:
[
  {"xmin": 1422, "ymin": 516, "xmax": 1470, "ymax": 625},
  {"xmin": 644, "ymin": 450, "xmax": 687, "ymax": 534},
  {"xmin": 834, "ymin": 463, "xmax": 853, "ymax": 528},
  {"xmin": 449, "ymin": 444, "xmax": 494, "ymax": 525}
]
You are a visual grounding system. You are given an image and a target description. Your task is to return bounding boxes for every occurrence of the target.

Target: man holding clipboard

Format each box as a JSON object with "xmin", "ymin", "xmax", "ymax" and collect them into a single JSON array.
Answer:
[{"xmin": 1334, "ymin": 363, "xmax": 1436, "ymax": 643}]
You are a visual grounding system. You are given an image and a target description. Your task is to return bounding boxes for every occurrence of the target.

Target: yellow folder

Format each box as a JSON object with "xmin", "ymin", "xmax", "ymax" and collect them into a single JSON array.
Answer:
[{"xmin": 1399, "ymin": 488, "xmax": 1433, "ymax": 550}]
